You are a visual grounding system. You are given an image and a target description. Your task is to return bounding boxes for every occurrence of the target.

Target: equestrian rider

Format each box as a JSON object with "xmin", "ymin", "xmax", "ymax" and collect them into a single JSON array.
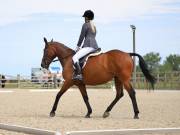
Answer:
[{"xmin": 72, "ymin": 10, "xmax": 99, "ymax": 81}]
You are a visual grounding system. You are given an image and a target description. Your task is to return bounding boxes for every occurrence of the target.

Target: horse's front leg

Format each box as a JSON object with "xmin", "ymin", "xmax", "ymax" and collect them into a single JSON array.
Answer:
[
  {"xmin": 50, "ymin": 81, "xmax": 73, "ymax": 117},
  {"xmin": 77, "ymin": 84, "xmax": 92, "ymax": 118}
]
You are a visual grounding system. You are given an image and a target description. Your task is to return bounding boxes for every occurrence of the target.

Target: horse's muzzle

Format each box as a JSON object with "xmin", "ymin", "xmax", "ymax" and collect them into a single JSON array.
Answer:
[
  {"xmin": 41, "ymin": 62, "xmax": 48, "ymax": 70},
  {"xmin": 41, "ymin": 63, "xmax": 45, "ymax": 68}
]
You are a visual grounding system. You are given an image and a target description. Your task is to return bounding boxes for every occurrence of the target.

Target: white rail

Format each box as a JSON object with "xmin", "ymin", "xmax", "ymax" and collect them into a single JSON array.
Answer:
[
  {"xmin": 66, "ymin": 128, "xmax": 180, "ymax": 135},
  {"xmin": 0, "ymin": 123, "xmax": 61, "ymax": 135},
  {"xmin": 1, "ymin": 123, "xmax": 180, "ymax": 135}
]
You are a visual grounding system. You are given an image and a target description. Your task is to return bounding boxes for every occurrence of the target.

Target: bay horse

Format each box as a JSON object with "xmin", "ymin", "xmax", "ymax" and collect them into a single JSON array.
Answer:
[{"xmin": 41, "ymin": 37, "xmax": 156, "ymax": 119}]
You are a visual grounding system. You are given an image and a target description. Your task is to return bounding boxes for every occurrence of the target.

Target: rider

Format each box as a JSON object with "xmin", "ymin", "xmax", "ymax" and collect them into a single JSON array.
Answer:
[{"xmin": 72, "ymin": 10, "xmax": 99, "ymax": 81}]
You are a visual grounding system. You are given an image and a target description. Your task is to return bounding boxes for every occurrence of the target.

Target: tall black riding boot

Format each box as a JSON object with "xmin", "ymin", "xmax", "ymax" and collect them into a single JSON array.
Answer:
[{"xmin": 73, "ymin": 62, "xmax": 83, "ymax": 81}]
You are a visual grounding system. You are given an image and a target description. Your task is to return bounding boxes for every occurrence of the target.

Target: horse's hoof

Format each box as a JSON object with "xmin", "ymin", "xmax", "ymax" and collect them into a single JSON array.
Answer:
[
  {"xmin": 85, "ymin": 113, "xmax": 91, "ymax": 118},
  {"xmin": 134, "ymin": 115, "xmax": 139, "ymax": 119},
  {"xmin": 50, "ymin": 111, "xmax": 55, "ymax": 117},
  {"xmin": 103, "ymin": 112, "xmax": 110, "ymax": 118},
  {"xmin": 85, "ymin": 115, "xmax": 90, "ymax": 118}
]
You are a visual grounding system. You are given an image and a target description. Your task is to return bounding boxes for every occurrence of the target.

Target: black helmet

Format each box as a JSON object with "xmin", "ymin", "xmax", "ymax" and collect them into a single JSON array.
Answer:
[{"xmin": 82, "ymin": 10, "xmax": 94, "ymax": 20}]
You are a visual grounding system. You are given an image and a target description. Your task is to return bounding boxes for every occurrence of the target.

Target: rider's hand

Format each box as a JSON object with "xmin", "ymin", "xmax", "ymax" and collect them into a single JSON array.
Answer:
[{"xmin": 76, "ymin": 46, "xmax": 80, "ymax": 52}]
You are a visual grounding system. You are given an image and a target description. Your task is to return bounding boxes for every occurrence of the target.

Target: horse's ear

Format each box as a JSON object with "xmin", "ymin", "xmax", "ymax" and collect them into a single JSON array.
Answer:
[
  {"xmin": 51, "ymin": 38, "xmax": 53, "ymax": 42},
  {"xmin": 43, "ymin": 37, "xmax": 48, "ymax": 48}
]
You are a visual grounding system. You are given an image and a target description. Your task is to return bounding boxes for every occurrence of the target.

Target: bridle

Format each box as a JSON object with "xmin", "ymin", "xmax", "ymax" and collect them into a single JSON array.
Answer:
[
  {"xmin": 43, "ymin": 44, "xmax": 75, "ymax": 66},
  {"xmin": 42, "ymin": 48, "xmax": 51, "ymax": 69}
]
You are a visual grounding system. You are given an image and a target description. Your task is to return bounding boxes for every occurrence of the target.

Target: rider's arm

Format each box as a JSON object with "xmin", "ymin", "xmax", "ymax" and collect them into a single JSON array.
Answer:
[{"xmin": 77, "ymin": 23, "xmax": 88, "ymax": 47}]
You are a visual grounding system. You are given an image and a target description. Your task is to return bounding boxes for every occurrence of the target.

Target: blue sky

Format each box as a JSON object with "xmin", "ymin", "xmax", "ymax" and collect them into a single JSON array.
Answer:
[{"xmin": 0, "ymin": 0, "xmax": 180, "ymax": 76}]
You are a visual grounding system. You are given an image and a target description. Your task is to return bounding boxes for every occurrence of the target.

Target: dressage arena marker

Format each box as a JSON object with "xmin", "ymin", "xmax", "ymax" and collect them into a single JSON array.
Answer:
[
  {"xmin": 66, "ymin": 127, "xmax": 180, "ymax": 135},
  {"xmin": 0, "ymin": 123, "xmax": 61, "ymax": 135}
]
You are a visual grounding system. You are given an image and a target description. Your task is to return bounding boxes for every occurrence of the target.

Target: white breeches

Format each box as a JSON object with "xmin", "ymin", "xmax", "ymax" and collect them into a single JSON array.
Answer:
[{"xmin": 72, "ymin": 47, "xmax": 95, "ymax": 63}]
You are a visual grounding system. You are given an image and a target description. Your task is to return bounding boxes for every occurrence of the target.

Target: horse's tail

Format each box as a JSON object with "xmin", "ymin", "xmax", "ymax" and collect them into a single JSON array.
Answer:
[{"xmin": 129, "ymin": 53, "xmax": 156, "ymax": 89}]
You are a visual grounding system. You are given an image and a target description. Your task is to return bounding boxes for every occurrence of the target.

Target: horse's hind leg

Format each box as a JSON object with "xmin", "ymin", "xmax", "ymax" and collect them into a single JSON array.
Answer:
[
  {"xmin": 78, "ymin": 84, "xmax": 92, "ymax": 118},
  {"xmin": 103, "ymin": 77, "xmax": 124, "ymax": 118},
  {"xmin": 124, "ymin": 81, "xmax": 139, "ymax": 119}
]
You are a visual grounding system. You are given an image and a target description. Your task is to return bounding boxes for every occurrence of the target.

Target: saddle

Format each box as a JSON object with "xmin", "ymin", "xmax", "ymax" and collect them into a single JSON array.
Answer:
[{"xmin": 79, "ymin": 48, "xmax": 102, "ymax": 68}]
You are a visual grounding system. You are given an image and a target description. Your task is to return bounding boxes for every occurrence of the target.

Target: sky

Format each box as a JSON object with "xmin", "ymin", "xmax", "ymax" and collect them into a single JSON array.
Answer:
[{"xmin": 0, "ymin": 0, "xmax": 180, "ymax": 76}]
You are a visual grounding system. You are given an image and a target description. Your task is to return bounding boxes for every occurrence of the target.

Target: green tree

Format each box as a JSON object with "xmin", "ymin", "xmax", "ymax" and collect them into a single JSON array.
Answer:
[
  {"xmin": 162, "ymin": 54, "xmax": 180, "ymax": 71},
  {"xmin": 142, "ymin": 52, "xmax": 161, "ymax": 72}
]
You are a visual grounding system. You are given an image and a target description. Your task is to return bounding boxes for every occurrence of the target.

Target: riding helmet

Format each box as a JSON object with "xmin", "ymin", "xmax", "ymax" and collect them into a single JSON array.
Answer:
[{"xmin": 82, "ymin": 10, "xmax": 94, "ymax": 20}]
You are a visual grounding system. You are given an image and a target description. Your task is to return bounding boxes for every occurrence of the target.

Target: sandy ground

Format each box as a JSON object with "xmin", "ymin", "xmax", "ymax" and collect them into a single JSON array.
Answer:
[{"xmin": 0, "ymin": 88, "xmax": 180, "ymax": 135}]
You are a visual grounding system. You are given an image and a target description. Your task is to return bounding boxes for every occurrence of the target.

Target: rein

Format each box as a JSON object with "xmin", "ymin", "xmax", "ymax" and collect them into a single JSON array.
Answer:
[{"xmin": 52, "ymin": 51, "xmax": 75, "ymax": 62}]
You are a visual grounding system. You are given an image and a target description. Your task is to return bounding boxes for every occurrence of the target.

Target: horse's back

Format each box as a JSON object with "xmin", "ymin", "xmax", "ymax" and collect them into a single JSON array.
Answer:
[
  {"xmin": 82, "ymin": 49, "xmax": 133, "ymax": 84},
  {"xmin": 85, "ymin": 49, "xmax": 133, "ymax": 72}
]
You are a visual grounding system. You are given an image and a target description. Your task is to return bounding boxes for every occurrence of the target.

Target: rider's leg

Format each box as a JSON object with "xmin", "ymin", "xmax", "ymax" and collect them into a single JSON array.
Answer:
[
  {"xmin": 73, "ymin": 62, "xmax": 83, "ymax": 80},
  {"xmin": 72, "ymin": 47, "xmax": 95, "ymax": 80}
]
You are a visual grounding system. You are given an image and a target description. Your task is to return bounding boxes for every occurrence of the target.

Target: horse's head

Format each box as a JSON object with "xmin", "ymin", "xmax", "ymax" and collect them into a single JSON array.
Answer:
[{"xmin": 41, "ymin": 37, "xmax": 56, "ymax": 69}]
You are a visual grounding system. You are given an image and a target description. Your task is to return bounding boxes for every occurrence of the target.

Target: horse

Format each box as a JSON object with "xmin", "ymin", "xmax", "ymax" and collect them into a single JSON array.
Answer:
[{"xmin": 41, "ymin": 37, "xmax": 156, "ymax": 119}]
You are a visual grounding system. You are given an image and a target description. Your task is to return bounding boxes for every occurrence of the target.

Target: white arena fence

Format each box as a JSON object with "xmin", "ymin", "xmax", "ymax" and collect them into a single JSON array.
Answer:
[
  {"xmin": 0, "ymin": 74, "xmax": 63, "ymax": 89},
  {"xmin": 0, "ymin": 123, "xmax": 180, "ymax": 135},
  {"xmin": 0, "ymin": 75, "xmax": 111, "ymax": 89},
  {"xmin": 0, "ymin": 71, "xmax": 180, "ymax": 89}
]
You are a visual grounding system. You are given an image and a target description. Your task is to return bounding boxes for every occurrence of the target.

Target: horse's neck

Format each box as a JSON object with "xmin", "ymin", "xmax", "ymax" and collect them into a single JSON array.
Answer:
[{"xmin": 55, "ymin": 43, "xmax": 74, "ymax": 68}]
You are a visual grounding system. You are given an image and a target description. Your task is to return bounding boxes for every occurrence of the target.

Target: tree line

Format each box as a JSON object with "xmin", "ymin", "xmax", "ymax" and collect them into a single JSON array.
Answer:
[{"xmin": 136, "ymin": 52, "xmax": 180, "ymax": 73}]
